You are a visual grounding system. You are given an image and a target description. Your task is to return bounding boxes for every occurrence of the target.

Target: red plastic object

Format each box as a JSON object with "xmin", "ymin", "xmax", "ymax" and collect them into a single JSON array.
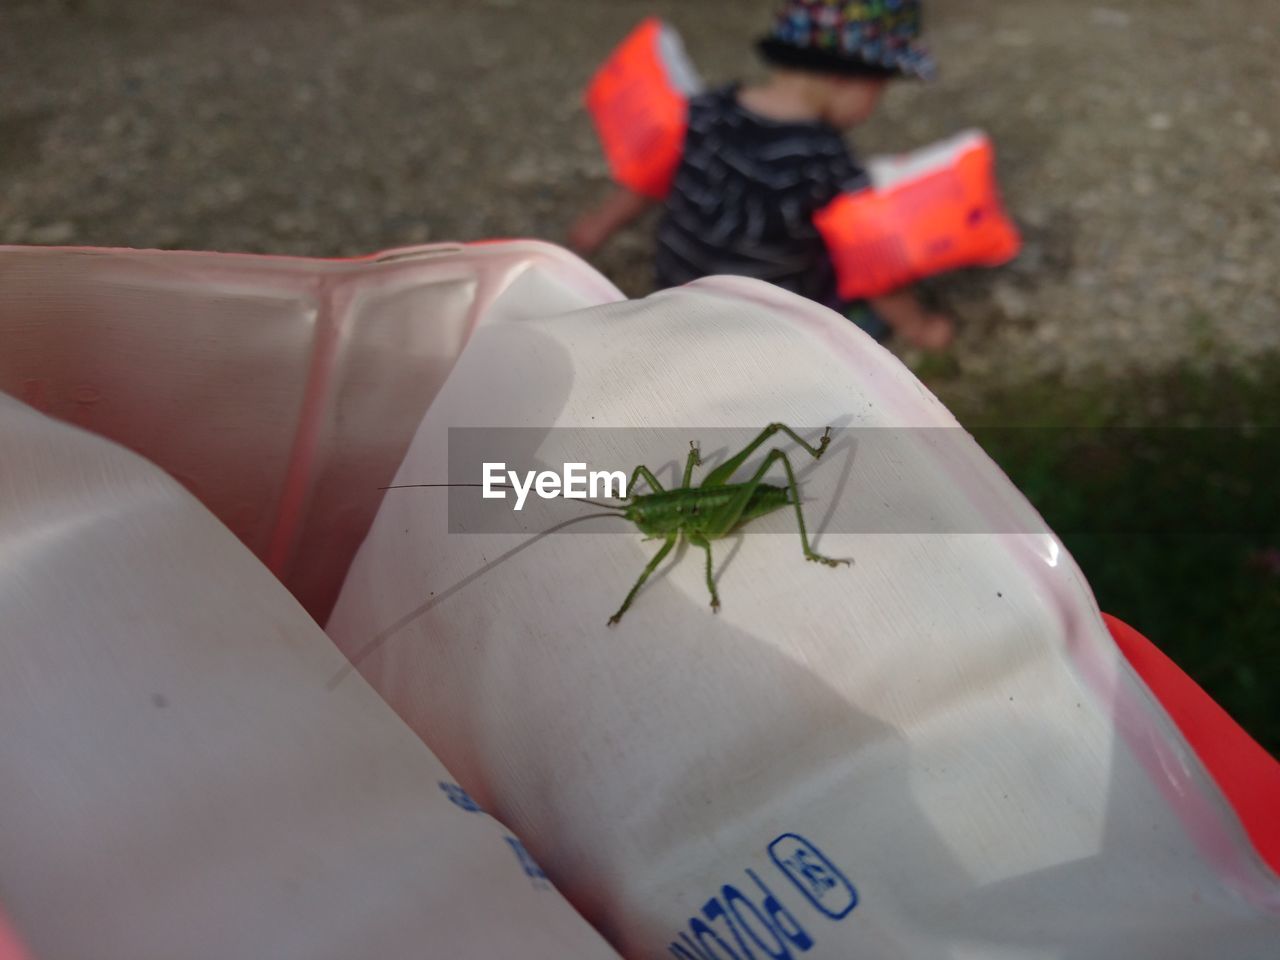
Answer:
[
  {"xmin": 1105, "ymin": 612, "xmax": 1280, "ymax": 875},
  {"xmin": 0, "ymin": 911, "xmax": 31, "ymax": 960},
  {"xmin": 814, "ymin": 131, "xmax": 1022, "ymax": 299},
  {"xmin": 585, "ymin": 18, "xmax": 691, "ymax": 201}
]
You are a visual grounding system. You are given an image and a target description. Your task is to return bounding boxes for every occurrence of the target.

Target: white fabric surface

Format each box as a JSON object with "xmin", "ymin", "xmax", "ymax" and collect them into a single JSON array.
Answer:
[
  {"xmin": 0, "ymin": 240, "xmax": 621, "ymax": 624},
  {"xmin": 328, "ymin": 276, "xmax": 1280, "ymax": 959},
  {"xmin": 0, "ymin": 395, "xmax": 620, "ymax": 960}
]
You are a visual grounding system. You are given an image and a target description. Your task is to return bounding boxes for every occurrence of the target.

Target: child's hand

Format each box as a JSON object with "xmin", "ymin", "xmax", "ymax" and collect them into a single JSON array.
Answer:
[{"xmin": 566, "ymin": 187, "xmax": 658, "ymax": 258}]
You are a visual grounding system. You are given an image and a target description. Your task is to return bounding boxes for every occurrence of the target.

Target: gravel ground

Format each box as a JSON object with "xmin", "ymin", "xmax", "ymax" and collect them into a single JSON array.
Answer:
[{"xmin": 3, "ymin": 0, "xmax": 1278, "ymax": 384}]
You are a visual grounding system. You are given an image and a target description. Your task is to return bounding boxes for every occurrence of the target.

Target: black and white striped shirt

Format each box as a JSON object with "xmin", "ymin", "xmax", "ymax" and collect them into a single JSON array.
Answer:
[{"xmin": 655, "ymin": 85, "xmax": 869, "ymax": 309}]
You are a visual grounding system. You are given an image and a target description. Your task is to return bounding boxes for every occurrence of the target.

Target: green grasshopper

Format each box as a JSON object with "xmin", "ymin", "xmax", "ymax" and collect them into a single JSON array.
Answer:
[
  {"xmin": 379, "ymin": 423, "xmax": 849, "ymax": 626},
  {"xmin": 606, "ymin": 423, "xmax": 849, "ymax": 625}
]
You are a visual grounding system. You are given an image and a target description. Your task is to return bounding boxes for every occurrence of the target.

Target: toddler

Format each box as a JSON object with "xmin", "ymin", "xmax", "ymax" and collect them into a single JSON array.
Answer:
[{"xmin": 569, "ymin": 0, "xmax": 954, "ymax": 350}]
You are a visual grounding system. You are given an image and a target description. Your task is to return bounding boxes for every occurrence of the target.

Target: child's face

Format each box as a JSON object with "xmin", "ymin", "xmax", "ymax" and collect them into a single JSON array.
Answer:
[{"xmin": 824, "ymin": 76, "xmax": 890, "ymax": 129}]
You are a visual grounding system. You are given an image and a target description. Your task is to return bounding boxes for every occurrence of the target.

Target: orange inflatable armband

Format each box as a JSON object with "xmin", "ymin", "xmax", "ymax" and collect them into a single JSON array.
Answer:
[
  {"xmin": 814, "ymin": 130, "xmax": 1021, "ymax": 300},
  {"xmin": 585, "ymin": 18, "xmax": 702, "ymax": 200}
]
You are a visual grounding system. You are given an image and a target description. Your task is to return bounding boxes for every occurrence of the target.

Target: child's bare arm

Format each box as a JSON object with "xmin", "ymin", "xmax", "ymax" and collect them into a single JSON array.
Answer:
[{"xmin": 567, "ymin": 187, "xmax": 658, "ymax": 257}]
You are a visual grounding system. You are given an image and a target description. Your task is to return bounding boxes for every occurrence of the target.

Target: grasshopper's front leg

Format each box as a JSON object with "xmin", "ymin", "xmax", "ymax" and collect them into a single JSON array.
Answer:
[
  {"xmin": 608, "ymin": 534, "xmax": 677, "ymax": 625},
  {"xmin": 627, "ymin": 464, "xmax": 666, "ymax": 496}
]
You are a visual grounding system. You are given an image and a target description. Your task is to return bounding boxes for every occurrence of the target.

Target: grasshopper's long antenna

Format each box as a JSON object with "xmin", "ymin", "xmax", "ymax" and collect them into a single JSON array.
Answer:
[
  {"xmin": 577, "ymin": 498, "xmax": 629, "ymax": 510},
  {"xmin": 379, "ymin": 483, "xmax": 486, "ymax": 491},
  {"xmin": 379, "ymin": 482, "xmax": 628, "ymax": 511},
  {"xmin": 327, "ymin": 508, "xmax": 626, "ymax": 689}
]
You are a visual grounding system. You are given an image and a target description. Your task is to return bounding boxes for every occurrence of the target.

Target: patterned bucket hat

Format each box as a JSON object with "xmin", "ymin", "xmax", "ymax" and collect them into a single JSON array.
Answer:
[{"xmin": 758, "ymin": 0, "xmax": 936, "ymax": 80}]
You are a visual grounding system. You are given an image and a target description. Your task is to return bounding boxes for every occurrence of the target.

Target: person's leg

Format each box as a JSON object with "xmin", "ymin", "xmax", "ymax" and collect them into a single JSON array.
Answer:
[{"xmin": 868, "ymin": 290, "xmax": 955, "ymax": 351}]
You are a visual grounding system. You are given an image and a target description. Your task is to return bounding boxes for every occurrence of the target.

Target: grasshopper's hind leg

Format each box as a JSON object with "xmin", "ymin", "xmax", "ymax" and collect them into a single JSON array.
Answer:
[
  {"xmin": 608, "ymin": 535, "xmax": 677, "ymax": 625},
  {"xmin": 700, "ymin": 424, "xmax": 832, "ymax": 488},
  {"xmin": 697, "ymin": 445, "xmax": 850, "ymax": 569},
  {"xmin": 769, "ymin": 449, "xmax": 850, "ymax": 568},
  {"xmin": 687, "ymin": 533, "xmax": 720, "ymax": 612},
  {"xmin": 725, "ymin": 449, "xmax": 849, "ymax": 568}
]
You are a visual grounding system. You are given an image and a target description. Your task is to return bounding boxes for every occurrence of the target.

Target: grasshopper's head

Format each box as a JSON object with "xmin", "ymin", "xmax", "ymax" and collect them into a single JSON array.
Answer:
[
  {"xmin": 623, "ymin": 500, "xmax": 659, "ymax": 537},
  {"xmin": 623, "ymin": 496, "xmax": 684, "ymax": 538}
]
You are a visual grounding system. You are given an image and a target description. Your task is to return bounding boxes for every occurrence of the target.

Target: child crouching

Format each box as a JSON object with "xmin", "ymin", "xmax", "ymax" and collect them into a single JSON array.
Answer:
[{"xmin": 569, "ymin": 0, "xmax": 955, "ymax": 351}]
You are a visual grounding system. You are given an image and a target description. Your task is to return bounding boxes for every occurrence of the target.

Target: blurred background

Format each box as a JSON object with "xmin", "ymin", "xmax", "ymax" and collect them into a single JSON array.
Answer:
[{"xmin": 2, "ymin": 0, "xmax": 1277, "ymax": 750}]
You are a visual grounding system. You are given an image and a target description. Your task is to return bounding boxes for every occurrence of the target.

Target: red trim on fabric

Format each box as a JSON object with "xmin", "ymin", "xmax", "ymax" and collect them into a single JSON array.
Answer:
[
  {"xmin": 1104, "ymin": 612, "xmax": 1280, "ymax": 875},
  {"xmin": 0, "ymin": 910, "xmax": 32, "ymax": 960}
]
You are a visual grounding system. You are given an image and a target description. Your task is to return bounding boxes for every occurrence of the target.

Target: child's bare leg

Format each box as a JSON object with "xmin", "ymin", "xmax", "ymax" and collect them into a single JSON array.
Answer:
[{"xmin": 869, "ymin": 290, "xmax": 955, "ymax": 351}]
